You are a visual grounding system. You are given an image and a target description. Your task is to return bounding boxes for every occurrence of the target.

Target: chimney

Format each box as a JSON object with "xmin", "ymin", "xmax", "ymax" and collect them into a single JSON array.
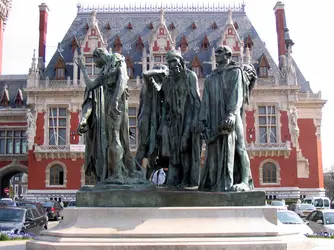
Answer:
[
  {"xmin": 38, "ymin": 3, "xmax": 49, "ymax": 66},
  {"xmin": 273, "ymin": 1, "xmax": 286, "ymax": 60}
]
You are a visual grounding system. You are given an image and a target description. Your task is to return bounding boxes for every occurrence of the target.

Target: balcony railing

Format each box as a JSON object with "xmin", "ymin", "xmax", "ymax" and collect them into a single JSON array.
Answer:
[
  {"xmin": 37, "ymin": 80, "xmax": 84, "ymax": 89},
  {"xmin": 35, "ymin": 144, "xmax": 86, "ymax": 152},
  {"xmin": 246, "ymin": 141, "xmax": 292, "ymax": 158},
  {"xmin": 298, "ymin": 91, "xmax": 322, "ymax": 100},
  {"xmin": 34, "ymin": 144, "xmax": 85, "ymax": 160}
]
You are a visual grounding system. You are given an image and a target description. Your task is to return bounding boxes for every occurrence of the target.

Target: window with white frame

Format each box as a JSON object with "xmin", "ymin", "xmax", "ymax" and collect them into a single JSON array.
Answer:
[
  {"xmin": 232, "ymin": 55, "xmax": 239, "ymax": 62},
  {"xmin": 0, "ymin": 130, "xmax": 27, "ymax": 154},
  {"xmin": 48, "ymin": 107, "xmax": 67, "ymax": 145},
  {"xmin": 128, "ymin": 107, "xmax": 137, "ymax": 146},
  {"xmin": 85, "ymin": 56, "xmax": 101, "ymax": 76},
  {"xmin": 153, "ymin": 54, "xmax": 166, "ymax": 65},
  {"xmin": 258, "ymin": 105, "xmax": 277, "ymax": 143},
  {"xmin": 262, "ymin": 162, "xmax": 277, "ymax": 184},
  {"xmin": 259, "ymin": 66, "xmax": 268, "ymax": 78},
  {"xmin": 49, "ymin": 164, "xmax": 64, "ymax": 185}
]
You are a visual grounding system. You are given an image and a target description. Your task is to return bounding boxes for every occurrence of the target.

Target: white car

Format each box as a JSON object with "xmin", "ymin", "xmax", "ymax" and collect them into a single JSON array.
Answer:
[
  {"xmin": 304, "ymin": 209, "xmax": 334, "ymax": 233},
  {"xmin": 277, "ymin": 210, "xmax": 313, "ymax": 235},
  {"xmin": 67, "ymin": 200, "xmax": 76, "ymax": 207}
]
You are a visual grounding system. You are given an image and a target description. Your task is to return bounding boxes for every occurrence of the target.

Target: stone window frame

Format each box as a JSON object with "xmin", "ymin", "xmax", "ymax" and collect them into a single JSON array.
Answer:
[
  {"xmin": 45, "ymin": 161, "xmax": 67, "ymax": 188},
  {"xmin": 254, "ymin": 103, "xmax": 281, "ymax": 144},
  {"xmin": 259, "ymin": 159, "xmax": 281, "ymax": 186},
  {"xmin": 45, "ymin": 104, "xmax": 71, "ymax": 146}
]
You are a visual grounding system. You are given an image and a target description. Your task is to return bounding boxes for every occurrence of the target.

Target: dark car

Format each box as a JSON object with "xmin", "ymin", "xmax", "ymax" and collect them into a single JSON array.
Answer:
[
  {"xmin": 15, "ymin": 201, "xmax": 49, "ymax": 229},
  {"xmin": 0, "ymin": 206, "xmax": 47, "ymax": 235},
  {"xmin": 41, "ymin": 201, "xmax": 63, "ymax": 221}
]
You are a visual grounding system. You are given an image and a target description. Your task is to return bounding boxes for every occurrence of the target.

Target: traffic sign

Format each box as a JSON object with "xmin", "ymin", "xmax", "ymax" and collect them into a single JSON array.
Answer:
[{"xmin": 4, "ymin": 188, "xmax": 9, "ymax": 193}]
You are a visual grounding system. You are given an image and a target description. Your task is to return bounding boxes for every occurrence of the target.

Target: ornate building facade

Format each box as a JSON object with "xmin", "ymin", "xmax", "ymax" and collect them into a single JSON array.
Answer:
[
  {"xmin": 23, "ymin": 2, "xmax": 326, "ymax": 201},
  {"xmin": 0, "ymin": 0, "xmax": 29, "ymax": 199}
]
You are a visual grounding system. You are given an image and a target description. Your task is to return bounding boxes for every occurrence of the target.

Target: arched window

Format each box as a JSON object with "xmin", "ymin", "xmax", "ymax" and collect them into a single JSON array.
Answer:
[
  {"xmin": 49, "ymin": 164, "xmax": 64, "ymax": 185},
  {"xmin": 85, "ymin": 174, "xmax": 96, "ymax": 186},
  {"xmin": 262, "ymin": 162, "xmax": 277, "ymax": 183}
]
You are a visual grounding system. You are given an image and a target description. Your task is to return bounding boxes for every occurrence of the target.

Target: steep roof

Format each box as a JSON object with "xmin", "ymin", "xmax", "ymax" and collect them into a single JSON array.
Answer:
[
  {"xmin": 42, "ymin": 5, "xmax": 310, "ymax": 92},
  {"xmin": 0, "ymin": 75, "xmax": 28, "ymax": 108}
]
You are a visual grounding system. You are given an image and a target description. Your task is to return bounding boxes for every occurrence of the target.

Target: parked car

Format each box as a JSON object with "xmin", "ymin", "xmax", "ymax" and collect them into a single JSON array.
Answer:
[
  {"xmin": 270, "ymin": 200, "xmax": 287, "ymax": 210},
  {"xmin": 305, "ymin": 209, "xmax": 334, "ymax": 233},
  {"xmin": 15, "ymin": 201, "xmax": 48, "ymax": 229},
  {"xmin": 277, "ymin": 210, "xmax": 313, "ymax": 235},
  {"xmin": 288, "ymin": 203, "xmax": 316, "ymax": 218},
  {"xmin": 41, "ymin": 201, "xmax": 63, "ymax": 221},
  {"xmin": 0, "ymin": 206, "xmax": 47, "ymax": 235},
  {"xmin": 67, "ymin": 200, "xmax": 76, "ymax": 207},
  {"xmin": 302, "ymin": 197, "xmax": 331, "ymax": 210}
]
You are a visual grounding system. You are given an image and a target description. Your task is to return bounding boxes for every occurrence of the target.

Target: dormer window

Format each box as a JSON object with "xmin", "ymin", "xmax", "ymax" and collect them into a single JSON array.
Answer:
[
  {"xmin": 0, "ymin": 86, "xmax": 9, "ymax": 106},
  {"xmin": 201, "ymin": 35, "xmax": 210, "ymax": 50},
  {"xmin": 54, "ymin": 56, "xmax": 66, "ymax": 80},
  {"xmin": 15, "ymin": 89, "xmax": 23, "ymax": 107},
  {"xmin": 126, "ymin": 56, "xmax": 134, "ymax": 79},
  {"xmin": 179, "ymin": 35, "xmax": 188, "ymax": 53},
  {"xmin": 114, "ymin": 35, "xmax": 122, "ymax": 54},
  {"xmin": 56, "ymin": 68, "xmax": 65, "ymax": 80},
  {"xmin": 191, "ymin": 55, "xmax": 202, "ymax": 78},
  {"xmin": 136, "ymin": 36, "xmax": 144, "ymax": 52},
  {"xmin": 259, "ymin": 66, "xmax": 268, "ymax": 78},
  {"xmin": 258, "ymin": 53, "xmax": 270, "ymax": 78}
]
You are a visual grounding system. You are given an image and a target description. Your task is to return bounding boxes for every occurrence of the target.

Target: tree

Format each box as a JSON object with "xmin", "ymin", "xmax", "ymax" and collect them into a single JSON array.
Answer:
[{"xmin": 324, "ymin": 164, "xmax": 334, "ymax": 202}]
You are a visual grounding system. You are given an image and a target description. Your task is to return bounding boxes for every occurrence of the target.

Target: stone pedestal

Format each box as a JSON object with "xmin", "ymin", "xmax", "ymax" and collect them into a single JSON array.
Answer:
[
  {"xmin": 27, "ymin": 206, "xmax": 314, "ymax": 250},
  {"xmin": 76, "ymin": 186, "xmax": 266, "ymax": 207}
]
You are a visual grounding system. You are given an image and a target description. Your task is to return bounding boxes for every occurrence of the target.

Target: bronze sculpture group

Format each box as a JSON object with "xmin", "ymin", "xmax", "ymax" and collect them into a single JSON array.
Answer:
[{"xmin": 75, "ymin": 45, "xmax": 257, "ymax": 192}]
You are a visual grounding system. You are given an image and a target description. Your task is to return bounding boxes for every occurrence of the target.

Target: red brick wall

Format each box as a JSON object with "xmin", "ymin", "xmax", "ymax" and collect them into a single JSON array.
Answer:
[
  {"xmin": 297, "ymin": 119, "xmax": 323, "ymax": 188},
  {"xmin": 0, "ymin": 122, "xmax": 27, "ymax": 126},
  {"xmin": 246, "ymin": 110, "xmax": 255, "ymax": 143},
  {"xmin": 70, "ymin": 112, "xmax": 79, "ymax": 144},
  {"xmin": 35, "ymin": 112, "xmax": 45, "ymax": 145},
  {"xmin": 28, "ymin": 154, "xmax": 84, "ymax": 190},
  {"xmin": 280, "ymin": 111, "xmax": 291, "ymax": 142},
  {"xmin": 251, "ymin": 148, "xmax": 297, "ymax": 188}
]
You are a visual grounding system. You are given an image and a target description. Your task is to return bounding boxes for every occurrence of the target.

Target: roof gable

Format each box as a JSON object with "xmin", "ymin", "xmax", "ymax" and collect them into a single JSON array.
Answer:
[{"xmin": 41, "ymin": 4, "xmax": 310, "ymax": 92}]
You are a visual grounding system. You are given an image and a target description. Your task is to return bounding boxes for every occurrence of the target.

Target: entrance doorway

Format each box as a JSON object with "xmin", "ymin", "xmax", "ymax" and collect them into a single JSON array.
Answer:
[{"xmin": 0, "ymin": 160, "xmax": 28, "ymax": 199}]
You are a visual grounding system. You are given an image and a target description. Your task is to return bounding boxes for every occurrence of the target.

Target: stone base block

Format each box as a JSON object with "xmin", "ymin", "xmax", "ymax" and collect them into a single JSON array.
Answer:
[
  {"xmin": 76, "ymin": 186, "xmax": 266, "ymax": 207},
  {"xmin": 27, "ymin": 206, "xmax": 314, "ymax": 250}
]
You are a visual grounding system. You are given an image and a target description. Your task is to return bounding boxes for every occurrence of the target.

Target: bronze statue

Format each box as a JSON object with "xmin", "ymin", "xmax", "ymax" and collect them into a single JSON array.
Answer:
[
  {"xmin": 198, "ymin": 45, "xmax": 257, "ymax": 192},
  {"xmin": 76, "ymin": 48, "xmax": 144, "ymax": 185},
  {"xmin": 135, "ymin": 64, "xmax": 169, "ymax": 178},
  {"xmin": 160, "ymin": 50, "xmax": 202, "ymax": 187}
]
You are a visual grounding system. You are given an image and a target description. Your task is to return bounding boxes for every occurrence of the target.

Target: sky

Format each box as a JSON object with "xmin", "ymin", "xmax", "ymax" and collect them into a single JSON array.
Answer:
[{"xmin": 2, "ymin": 0, "xmax": 334, "ymax": 170}]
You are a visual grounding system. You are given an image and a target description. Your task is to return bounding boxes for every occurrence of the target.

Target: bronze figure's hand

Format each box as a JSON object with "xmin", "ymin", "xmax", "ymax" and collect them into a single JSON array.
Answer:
[
  {"xmin": 77, "ymin": 120, "xmax": 89, "ymax": 136},
  {"xmin": 224, "ymin": 114, "xmax": 235, "ymax": 131},
  {"xmin": 75, "ymin": 57, "xmax": 87, "ymax": 73},
  {"xmin": 149, "ymin": 77, "xmax": 162, "ymax": 91},
  {"xmin": 109, "ymin": 102, "xmax": 121, "ymax": 118}
]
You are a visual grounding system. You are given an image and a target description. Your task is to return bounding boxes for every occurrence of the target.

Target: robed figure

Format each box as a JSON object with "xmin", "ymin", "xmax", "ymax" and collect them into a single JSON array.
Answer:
[
  {"xmin": 135, "ymin": 65, "xmax": 169, "ymax": 178},
  {"xmin": 198, "ymin": 45, "xmax": 256, "ymax": 192},
  {"xmin": 161, "ymin": 50, "xmax": 202, "ymax": 187}
]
